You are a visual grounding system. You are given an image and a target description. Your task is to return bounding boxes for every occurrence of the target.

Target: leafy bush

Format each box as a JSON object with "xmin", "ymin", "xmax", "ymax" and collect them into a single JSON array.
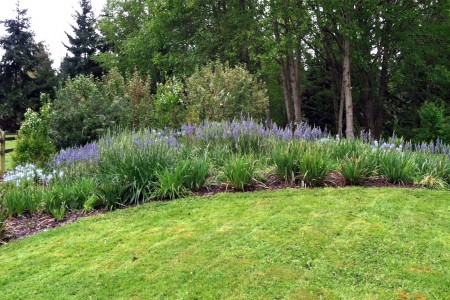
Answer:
[
  {"xmin": 186, "ymin": 61, "xmax": 269, "ymax": 123},
  {"xmin": 155, "ymin": 78, "xmax": 186, "ymax": 128},
  {"xmin": 50, "ymin": 74, "xmax": 130, "ymax": 149},
  {"xmin": 416, "ymin": 101, "xmax": 450, "ymax": 143},
  {"xmin": 13, "ymin": 95, "xmax": 55, "ymax": 167},
  {"xmin": 223, "ymin": 155, "xmax": 256, "ymax": 190}
]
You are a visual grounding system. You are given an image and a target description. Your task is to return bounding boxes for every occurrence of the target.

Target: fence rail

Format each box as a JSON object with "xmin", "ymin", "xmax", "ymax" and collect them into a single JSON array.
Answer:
[{"xmin": 0, "ymin": 130, "xmax": 16, "ymax": 175}]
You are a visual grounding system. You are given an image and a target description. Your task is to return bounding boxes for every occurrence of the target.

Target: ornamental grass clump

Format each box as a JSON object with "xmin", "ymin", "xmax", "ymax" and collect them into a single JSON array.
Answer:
[
  {"xmin": 223, "ymin": 155, "xmax": 257, "ymax": 190},
  {"xmin": 0, "ymin": 204, "xmax": 6, "ymax": 240},
  {"xmin": 339, "ymin": 154, "xmax": 370, "ymax": 185},
  {"xmin": 379, "ymin": 150, "xmax": 415, "ymax": 184},
  {"xmin": 3, "ymin": 186, "xmax": 41, "ymax": 217},
  {"xmin": 181, "ymin": 158, "xmax": 211, "ymax": 191},
  {"xmin": 271, "ymin": 141, "xmax": 304, "ymax": 182},
  {"xmin": 298, "ymin": 146, "xmax": 334, "ymax": 187},
  {"xmin": 97, "ymin": 130, "xmax": 181, "ymax": 206},
  {"xmin": 43, "ymin": 177, "xmax": 97, "ymax": 210},
  {"xmin": 414, "ymin": 153, "xmax": 450, "ymax": 189},
  {"xmin": 153, "ymin": 163, "xmax": 190, "ymax": 200}
]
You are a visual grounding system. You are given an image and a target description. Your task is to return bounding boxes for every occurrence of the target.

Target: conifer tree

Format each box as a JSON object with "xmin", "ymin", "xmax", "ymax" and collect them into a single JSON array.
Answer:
[
  {"xmin": 0, "ymin": 3, "xmax": 56, "ymax": 130},
  {"xmin": 60, "ymin": 0, "xmax": 103, "ymax": 79}
]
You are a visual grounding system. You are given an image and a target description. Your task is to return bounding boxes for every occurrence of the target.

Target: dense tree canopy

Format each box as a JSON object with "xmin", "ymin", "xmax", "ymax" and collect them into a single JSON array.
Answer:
[
  {"xmin": 96, "ymin": 0, "xmax": 450, "ymax": 140},
  {"xmin": 1, "ymin": 0, "xmax": 448, "ymax": 141},
  {"xmin": 0, "ymin": 5, "xmax": 56, "ymax": 131}
]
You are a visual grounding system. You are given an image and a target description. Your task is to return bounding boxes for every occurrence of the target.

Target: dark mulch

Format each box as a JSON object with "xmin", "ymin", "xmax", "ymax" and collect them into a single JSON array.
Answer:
[
  {"xmin": 1, "ymin": 209, "xmax": 107, "ymax": 244},
  {"xmin": 1, "ymin": 175, "xmax": 423, "ymax": 245}
]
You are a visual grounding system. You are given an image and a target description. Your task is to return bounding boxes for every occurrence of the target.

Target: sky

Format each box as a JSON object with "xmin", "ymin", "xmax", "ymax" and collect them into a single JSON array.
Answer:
[{"xmin": 0, "ymin": 0, "xmax": 107, "ymax": 69}]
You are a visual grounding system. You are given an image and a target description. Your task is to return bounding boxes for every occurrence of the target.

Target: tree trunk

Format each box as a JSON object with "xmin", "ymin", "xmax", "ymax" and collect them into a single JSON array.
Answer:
[
  {"xmin": 290, "ymin": 55, "xmax": 302, "ymax": 124},
  {"xmin": 280, "ymin": 60, "xmax": 293, "ymax": 124},
  {"xmin": 342, "ymin": 38, "xmax": 354, "ymax": 138},
  {"xmin": 338, "ymin": 80, "xmax": 344, "ymax": 137}
]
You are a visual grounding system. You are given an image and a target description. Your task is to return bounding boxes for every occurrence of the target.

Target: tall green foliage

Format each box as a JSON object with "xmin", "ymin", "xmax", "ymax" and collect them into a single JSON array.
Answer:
[
  {"xmin": 0, "ymin": 5, "xmax": 56, "ymax": 131},
  {"xmin": 60, "ymin": 0, "xmax": 103, "ymax": 78},
  {"xmin": 13, "ymin": 94, "xmax": 55, "ymax": 166},
  {"xmin": 186, "ymin": 61, "xmax": 269, "ymax": 123},
  {"xmin": 416, "ymin": 102, "xmax": 450, "ymax": 143}
]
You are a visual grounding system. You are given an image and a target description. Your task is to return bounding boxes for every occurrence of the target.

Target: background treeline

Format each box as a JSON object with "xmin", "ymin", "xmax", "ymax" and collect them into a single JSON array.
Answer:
[{"xmin": 1, "ymin": 0, "xmax": 450, "ymax": 144}]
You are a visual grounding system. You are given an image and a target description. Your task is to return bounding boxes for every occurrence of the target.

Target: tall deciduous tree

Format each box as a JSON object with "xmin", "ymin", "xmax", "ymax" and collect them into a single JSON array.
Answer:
[
  {"xmin": 0, "ymin": 4, "xmax": 56, "ymax": 130},
  {"xmin": 61, "ymin": 0, "xmax": 103, "ymax": 78}
]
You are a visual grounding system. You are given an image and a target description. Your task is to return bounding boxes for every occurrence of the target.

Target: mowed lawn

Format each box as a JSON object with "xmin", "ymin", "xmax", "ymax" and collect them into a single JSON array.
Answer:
[
  {"xmin": 4, "ymin": 134, "xmax": 17, "ymax": 170},
  {"xmin": 0, "ymin": 188, "xmax": 448, "ymax": 299}
]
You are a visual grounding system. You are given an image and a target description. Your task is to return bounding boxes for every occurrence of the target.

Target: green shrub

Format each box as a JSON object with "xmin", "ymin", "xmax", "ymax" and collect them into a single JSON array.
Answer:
[
  {"xmin": 50, "ymin": 74, "xmax": 130, "ymax": 149},
  {"xmin": 223, "ymin": 155, "xmax": 256, "ymax": 190},
  {"xmin": 186, "ymin": 61, "xmax": 269, "ymax": 123},
  {"xmin": 416, "ymin": 101, "xmax": 450, "ymax": 143},
  {"xmin": 13, "ymin": 95, "xmax": 55, "ymax": 167},
  {"xmin": 155, "ymin": 78, "xmax": 186, "ymax": 128},
  {"xmin": 379, "ymin": 151, "xmax": 415, "ymax": 184}
]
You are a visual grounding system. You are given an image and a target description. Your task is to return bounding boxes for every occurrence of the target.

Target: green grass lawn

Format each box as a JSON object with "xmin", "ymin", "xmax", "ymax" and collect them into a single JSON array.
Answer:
[
  {"xmin": 0, "ymin": 188, "xmax": 449, "ymax": 299},
  {"xmin": 4, "ymin": 134, "xmax": 17, "ymax": 171}
]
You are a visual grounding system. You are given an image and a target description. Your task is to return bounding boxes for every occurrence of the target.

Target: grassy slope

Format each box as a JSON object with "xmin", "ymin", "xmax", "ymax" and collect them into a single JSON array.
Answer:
[
  {"xmin": 5, "ymin": 134, "xmax": 17, "ymax": 170},
  {"xmin": 0, "ymin": 188, "xmax": 449, "ymax": 299}
]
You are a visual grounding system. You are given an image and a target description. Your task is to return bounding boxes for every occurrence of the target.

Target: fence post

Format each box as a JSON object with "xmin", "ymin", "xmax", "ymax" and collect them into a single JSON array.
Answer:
[{"xmin": 0, "ymin": 130, "xmax": 5, "ymax": 175}]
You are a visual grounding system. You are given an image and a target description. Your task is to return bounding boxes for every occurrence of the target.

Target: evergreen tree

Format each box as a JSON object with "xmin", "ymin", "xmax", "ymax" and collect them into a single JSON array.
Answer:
[
  {"xmin": 60, "ymin": 0, "xmax": 103, "ymax": 78},
  {"xmin": 0, "ymin": 4, "xmax": 56, "ymax": 131}
]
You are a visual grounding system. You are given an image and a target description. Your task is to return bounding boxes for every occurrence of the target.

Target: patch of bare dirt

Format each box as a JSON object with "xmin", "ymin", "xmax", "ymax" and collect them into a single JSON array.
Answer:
[{"xmin": 1, "ymin": 209, "xmax": 107, "ymax": 244}]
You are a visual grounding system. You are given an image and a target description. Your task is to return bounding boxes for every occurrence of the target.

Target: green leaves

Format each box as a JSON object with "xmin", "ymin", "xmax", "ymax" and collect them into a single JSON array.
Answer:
[
  {"xmin": 223, "ymin": 155, "xmax": 257, "ymax": 190},
  {"xmin": 186, "ymin": 61, "xmax": 269, "ymax": 123}
]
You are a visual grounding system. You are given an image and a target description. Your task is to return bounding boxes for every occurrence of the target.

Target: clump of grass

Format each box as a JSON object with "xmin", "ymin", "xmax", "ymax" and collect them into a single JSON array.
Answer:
[
  {"xmin": 419, "ymin": 175, "xmax": 448, "ymax": 190},
  {"xmin": 223, "ymin": 155, "xmax": 256, "ymax": 190},
  {"xmin": 339, "ymin": 154, "xmax": 370, "ymax": 185},
  {"xmin": 182, "ymin": 158, "xmax": 210, "ymax": 191},
  {"xmin": 298, "ymin": 146, "xmax": 334, "ymax": 187},
  {"xmin": 44, "ymin": 177, "xmax": 96, "ymax": 210},
  {"xmin": 271, "ymin": 141, "xmax": 304, "ymax": 182},
  {"xmin": 97, "ymin": 130, "xmax": 179, "ymax": 205},
  {"xmin": 47, "ymin": 199, "xmax": 66, "ymax": 221},
  {"xmin": 154, "ymin": 164, "xmax": 190, "ymax": 200},
  {"xmin": 379, "ymin": 151, "xmax": 415, "ymax": 184},
  {"xmin": 0, "ymin": 204, "xmax": 7, "ymax": 240},
  {"xmin": 3, "ymin": 186, "xmax": 40, "ymax": 217}
]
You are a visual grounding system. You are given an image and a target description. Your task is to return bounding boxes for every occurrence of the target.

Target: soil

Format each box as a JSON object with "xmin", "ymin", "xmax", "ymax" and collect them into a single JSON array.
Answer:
[{"xmin": 0, "ymin": 175, "xmax": 423, "ymax": 245}]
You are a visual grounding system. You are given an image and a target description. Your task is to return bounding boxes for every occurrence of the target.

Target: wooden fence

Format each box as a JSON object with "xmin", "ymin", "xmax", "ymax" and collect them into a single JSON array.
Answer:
[{"xmin": 0, "ymin": 130, "xmax": 16, "ymax": 175}]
